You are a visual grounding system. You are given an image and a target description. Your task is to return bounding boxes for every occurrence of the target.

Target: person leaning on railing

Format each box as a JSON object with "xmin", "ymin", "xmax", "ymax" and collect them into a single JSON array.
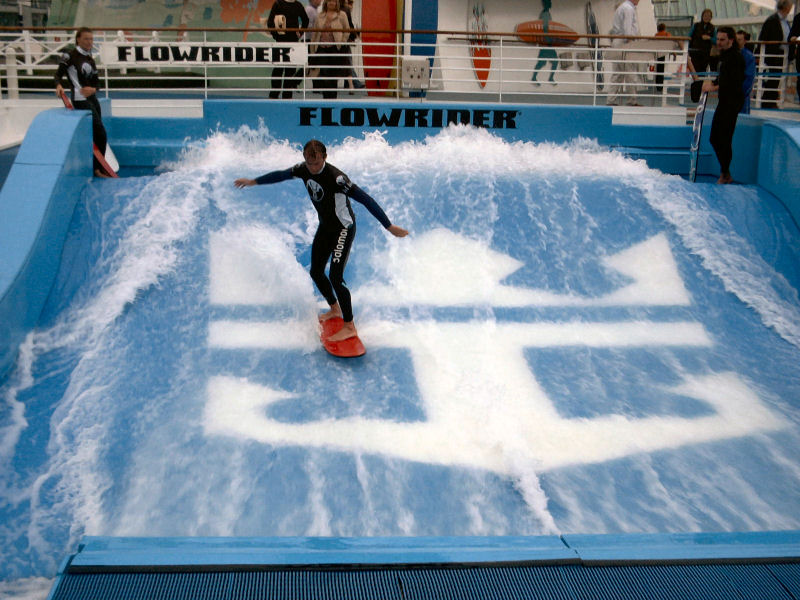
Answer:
[
  {"xmin": 308, "ymin": 0, "xmax": 349, "ymax": 99},
  {"xmin": 341, "ymin": 0, "xmax": 365, "ymax": 91},
  {"xmin": 53, "ymin": 27, "xmax": 109, "ymax": 178},
  {"xmin": 758, "ymin": 0, "xmax": 793, "ymax": 109},
  {"xmin": 689, "ymin": 9, "xmax": 716, "ymax": 75}
]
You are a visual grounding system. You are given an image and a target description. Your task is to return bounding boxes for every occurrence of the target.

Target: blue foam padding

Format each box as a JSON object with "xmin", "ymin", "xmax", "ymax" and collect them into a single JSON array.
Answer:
[
  {"xmin": 563, "ymin": 531, "xmax": 800, "ymax": 563},
  {"xmin": 70, "ymin": 535, "xmax": 578, "ymax": 567},
  {"xmin": 0, "ymin": 109, "xmax": 91, "ymax": 379}
]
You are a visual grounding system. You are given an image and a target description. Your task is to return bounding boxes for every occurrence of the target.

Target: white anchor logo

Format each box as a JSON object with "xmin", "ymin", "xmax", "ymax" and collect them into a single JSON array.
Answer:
[{"xmin": 204, "ymin": 227, "xmax": 784, "ymax": 474}]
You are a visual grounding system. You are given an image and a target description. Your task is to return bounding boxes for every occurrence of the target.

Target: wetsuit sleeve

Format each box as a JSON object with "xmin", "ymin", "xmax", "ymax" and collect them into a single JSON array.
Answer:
[
  {"xmin": 348, "ymin": 184, "xmax": 392, "ymax": 229},
  {"xmin": 742, "ymin": 52, "xmax": 755, "ymax": 93},
  {"xmin": 255, "ymin": 168, "xmax": 295, "ymax": 185},
  {"xmin": 54, "ymin": 52, "xmax": 69, "ymax": 86}
]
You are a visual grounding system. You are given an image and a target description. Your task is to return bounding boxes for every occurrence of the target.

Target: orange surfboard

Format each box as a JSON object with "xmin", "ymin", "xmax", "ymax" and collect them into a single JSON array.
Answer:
[
  {"xmin": 470, "ymin": 45, "xmax": 491, "ymax": 88},
  {"xmin": 515, "ymin": 20, "xmax": 580, "ymax": 47},
  {"xmin": 319, "ymin": 316, "xmax": 366, "ymax": 358}
]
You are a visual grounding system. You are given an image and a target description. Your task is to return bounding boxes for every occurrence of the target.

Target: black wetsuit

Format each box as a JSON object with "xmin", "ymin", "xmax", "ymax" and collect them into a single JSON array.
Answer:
[
  {"xmin": 710, "ymin": 45, "xmax": 745, "ymax": 178},
  {"xmin": 255, "ymin": 162, "xmax": 392, "ymax": 322},
  {"xmin": 54, "ymin": 46, "xmax": 107, "ymax": 172}
]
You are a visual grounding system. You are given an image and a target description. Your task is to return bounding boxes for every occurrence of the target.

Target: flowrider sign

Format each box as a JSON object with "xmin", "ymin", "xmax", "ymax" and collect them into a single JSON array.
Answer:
[{"xmin": 101, "ymin": 42, "xmax": 307, "ymax": 66}]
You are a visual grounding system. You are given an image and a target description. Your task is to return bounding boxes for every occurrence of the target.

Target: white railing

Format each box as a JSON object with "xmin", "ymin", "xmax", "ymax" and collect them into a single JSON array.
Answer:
[{"xmin": 0, "ymin": 27, "xmax": 796, "ymax": 109}]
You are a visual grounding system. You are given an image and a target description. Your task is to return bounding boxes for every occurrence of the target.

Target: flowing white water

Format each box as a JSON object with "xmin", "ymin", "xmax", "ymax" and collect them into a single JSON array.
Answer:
[{"xmin": 1, "ymin": 125, "xmax": 799, "ymax": 585}]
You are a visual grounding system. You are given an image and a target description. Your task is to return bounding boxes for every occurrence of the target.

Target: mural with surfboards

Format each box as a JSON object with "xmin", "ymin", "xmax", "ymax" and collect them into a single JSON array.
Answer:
[{"xmin": 437, "ymin": 0, "xmax": 656, "ymax": 93}]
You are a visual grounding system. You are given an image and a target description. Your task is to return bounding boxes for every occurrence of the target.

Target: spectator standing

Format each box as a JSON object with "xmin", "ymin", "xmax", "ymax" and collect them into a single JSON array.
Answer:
[
  {"xmin": 309, "ymin": 0, "xmax": 349, "ymax": 99},
  {"xmin": 654, "ymin": 22, "xmax": 671, "ymax": 95},
  {"xmin": 758, "ymin": 0, "xmax": 793, "ymax": 108},
  {"xmin": 737, "ymin": 30, "xmax": 756, "ymax": 113},
  {"xmin": 689, "ymin": 9, "xmax": 716, "ymax": 75},
  {"xmin": 702, "ymin": 27, "xmax": 745, "ymax": 184},
  {"xmin": 789, "ymin": 11, "xmax": 800, "ymax": 103},
  {"xmin": 341, "ymin": 0, "xmax": 365, "ymax": 90},
  {"xmin": 267, "ymin": 0, "xmax": 309, "ymax": 99},
  {"xmin": 54, "ymin": 27, "xmax": 109, "ymax": 178},
  {"xmin": 304, "ymin": 0, "xmax": 322, "ymax": 40},
  {"xmin": 607, "ymin": 0, "xmax": 642, "ymax": 106}
]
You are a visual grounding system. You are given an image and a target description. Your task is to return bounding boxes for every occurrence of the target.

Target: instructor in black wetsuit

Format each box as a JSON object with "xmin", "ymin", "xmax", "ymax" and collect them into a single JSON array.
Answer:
[
  {"xmin": 702, "ymin": 26, "xmax": 745, "ymax": 185},
  {"xmin": 234, "ymin": 139, "xmax": 409, "ymax": 342},
  {"xmin": 54, "ymin": 27, "xmax": 109, "ymax": 178}
]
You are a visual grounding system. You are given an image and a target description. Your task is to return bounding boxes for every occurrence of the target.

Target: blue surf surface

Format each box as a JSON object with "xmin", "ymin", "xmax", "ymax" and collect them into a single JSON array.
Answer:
[{"xmin": 1, "ymin": 126, "xmax": 800, "ymax": 581}]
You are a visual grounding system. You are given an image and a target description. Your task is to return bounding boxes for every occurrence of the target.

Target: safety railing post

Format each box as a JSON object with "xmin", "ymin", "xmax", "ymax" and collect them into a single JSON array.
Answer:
[
  {"xmin": 592, "ymin": 36, "xmax": 598, "ymax": 106},
  {"xmin": 23, "ymin": 30, "xmax": 33, "ymax": 75},
  {"xmin": 754, "ymin": 44, "xmax": 763, "ymax": 109},
  {"xmin": 779, "ymin": 50, "xmax": 788, "ymax": 108},
  {"xmin": 150, "ymin": 30, "xmax": 161, "ymax": 75},
  {"xmin": 498, "ymin": 36, "xmax": 503, "ymax": 103},
  {"xmin": 683, "ymin": 43, "xmax": 688, "ymax": 104},
  {"xmin": 4, "ymin": 46, "xmax": 18, "ymax": 99},
  {"xmin": 115, "ymin": 30, "xmax": 128, "ymax": 75},
  {"xmin": 101, "ymin": 31, "xmax": 110, "ymax": 99}
]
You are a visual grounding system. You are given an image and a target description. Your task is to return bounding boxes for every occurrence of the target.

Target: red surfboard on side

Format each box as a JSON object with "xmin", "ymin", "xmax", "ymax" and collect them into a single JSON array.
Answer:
[{"xmin": 468, "ymin": 1, "xmax": 491, "ymax": 88}]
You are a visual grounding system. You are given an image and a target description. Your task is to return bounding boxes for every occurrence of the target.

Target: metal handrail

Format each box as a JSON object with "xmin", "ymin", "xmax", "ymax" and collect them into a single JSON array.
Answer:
[{"xmin": 0, "ymin": 27, "xmax": 796, "ymax": 110}]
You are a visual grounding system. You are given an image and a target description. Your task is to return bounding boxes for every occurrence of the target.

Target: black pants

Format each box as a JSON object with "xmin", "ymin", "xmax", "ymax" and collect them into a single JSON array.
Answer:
[
  {"xmin": 73, "ymin": 95, "xmax": 107, "ymax": 173},
  {"xmin": 310, "ymin": 223, "xmax": 356, "ymax": 322},
  {"xmin": 655, "ymin": 56, "xmax": 665, "ymax": 94},
  {"xmin": 710, "ymin": 103, "xmax": 741, "ymax": 176},
  {"xmin": 269, "ymin": 66, "xmax": 300, "ymax": 99},
  {"xmin": 311, "ymin": 46, "xmax": 346, "ymax": 99},
  {"xmin": 689, "ymin": 49, "xmax": 709, "ymax": 75},
  {"xmin": 761, "ymin": 69, "xmax": 781, "ymax": 109}
]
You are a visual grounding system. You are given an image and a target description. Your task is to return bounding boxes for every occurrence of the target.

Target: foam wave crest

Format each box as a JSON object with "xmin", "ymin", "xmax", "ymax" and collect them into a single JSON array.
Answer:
[{"xmin": 639, "ymin": 177, "xmax": 800, "ymax": 349}]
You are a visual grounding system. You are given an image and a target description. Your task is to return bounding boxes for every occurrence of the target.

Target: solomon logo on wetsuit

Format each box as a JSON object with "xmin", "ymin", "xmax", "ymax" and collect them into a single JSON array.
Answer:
[{"xmin": 234, "ymin": 139, "xmax": 409, "ymax": 343}]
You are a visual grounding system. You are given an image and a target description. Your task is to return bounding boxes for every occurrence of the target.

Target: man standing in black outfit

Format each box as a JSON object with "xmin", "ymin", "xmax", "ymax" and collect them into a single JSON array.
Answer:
[
  {"xmin": 54, "ymin": 27, "xmax": 108, "ymax": 177},
  {"xmin": 267, "ymin": 0, "xmax": 309, "ymax": 99},
  {"xmin": 702, "ymin": 27, "xmax": 745, "ymax": 184},
  {"xmin": 758, "ymin": 0, "xmax": 794, "ymax": 109}
]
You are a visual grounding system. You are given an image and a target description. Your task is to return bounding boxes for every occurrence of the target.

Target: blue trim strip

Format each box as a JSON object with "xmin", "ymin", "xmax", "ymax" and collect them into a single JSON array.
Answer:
[{"xmin": 68, "ymin": 532, "xmax": 800, "ymax": 569}]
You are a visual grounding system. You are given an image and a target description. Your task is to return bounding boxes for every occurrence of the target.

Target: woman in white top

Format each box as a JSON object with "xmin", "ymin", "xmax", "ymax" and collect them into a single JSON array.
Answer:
[{"xmin": 309, "ymin": 0, "xmax": 350, "ymax": 98}]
